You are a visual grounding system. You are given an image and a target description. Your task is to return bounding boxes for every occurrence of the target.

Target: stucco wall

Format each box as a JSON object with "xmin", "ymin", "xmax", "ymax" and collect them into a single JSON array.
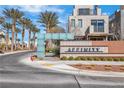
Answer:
[
  {"xmin": 121, "ymin": 10, "xmax": 124, "ymax": 40},
  {"xmin": 69, "ymin": 15, "xmax": 109, "ymax": 36},
  {"xmin": 73, "ymin": 5, "xmax": 94, "ymax": 16}
]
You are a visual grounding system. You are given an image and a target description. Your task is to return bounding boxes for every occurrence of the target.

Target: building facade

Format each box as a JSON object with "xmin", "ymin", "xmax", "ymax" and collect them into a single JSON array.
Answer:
[
  {"xmin": 109, "ymin": 5, "xmax": 124, "ymax": 40},
  {"xmin": 68, "ymin": 5, "xmax": 110, "ymax": 41}
]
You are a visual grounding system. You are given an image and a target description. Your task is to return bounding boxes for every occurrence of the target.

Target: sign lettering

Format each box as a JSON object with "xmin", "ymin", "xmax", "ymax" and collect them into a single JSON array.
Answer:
[{"xmin": 61, "ymin": 47, "xmax": 108, "ymax": 53}]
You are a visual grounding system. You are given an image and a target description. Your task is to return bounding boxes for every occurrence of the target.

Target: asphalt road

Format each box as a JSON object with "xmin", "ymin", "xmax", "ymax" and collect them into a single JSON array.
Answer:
[{"xmin": 1, "ymin": 51, "xmax": 124, "ymax": 88}]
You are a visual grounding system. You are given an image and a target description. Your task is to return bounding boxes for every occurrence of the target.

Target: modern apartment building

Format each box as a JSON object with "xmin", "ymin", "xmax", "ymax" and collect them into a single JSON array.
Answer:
[
  {"xmin": 68, "ymin": 5, "xmax": 110, "ymax": 41},
  {"xmin": 109, "ymin": 5, "xmax": 124, "ymax": 40}
]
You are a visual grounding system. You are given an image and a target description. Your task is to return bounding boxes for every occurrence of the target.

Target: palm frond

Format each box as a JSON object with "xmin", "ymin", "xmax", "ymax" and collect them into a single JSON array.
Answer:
[{"xmin": 38, "ymin": 11, "xmax": 59, "ymax": 32}]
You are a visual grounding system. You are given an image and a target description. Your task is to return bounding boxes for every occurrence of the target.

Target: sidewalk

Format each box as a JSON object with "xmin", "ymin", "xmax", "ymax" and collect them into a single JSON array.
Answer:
[
  {"xmin": 34, "ymin": 59, "xmax": 124, "ymax": 65},
  {"xmin": 0, "ymin": 50, "xmax": 33, "ymax": 56},
  {"xmin": 19, "ymin": 57, "xmax": 124, "ymax": 77}
]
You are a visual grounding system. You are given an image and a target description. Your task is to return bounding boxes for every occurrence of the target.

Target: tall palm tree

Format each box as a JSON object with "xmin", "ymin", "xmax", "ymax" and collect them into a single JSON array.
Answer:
[
  {"xmin": 19, "ymin": 17, "xmax": 31, "ymax": 50},
  {"xmin": 38, "ymin": 11, "xmax": 59, "ymax": 33},
  {"xmin": 2, "ymin": 23, "xmax": 12, "ymax": 51},
  {"xmin": 0, "ymin": 17, "xmax": 5, "ymax": 50},
  {"xmin": 38, "ymin": 11, "xmax": 59, "ymax": 49},
  {"xmin": 27, "ymin": 23, "xmax": 36, "ymax": 50},
  {"xmin": 0, "ymin": 17, "xmax": 4, "ymax": 24},
  {"xmin": 3, "ymin": 8, "xmax": 23, "ymax": 51},
  {"xmin": 32, "ymin": 27, "xmax": 40, "ymax": 49},
  {"xmin": 15, "ymin": 27, "xmax": 21, "ymax": 50}
]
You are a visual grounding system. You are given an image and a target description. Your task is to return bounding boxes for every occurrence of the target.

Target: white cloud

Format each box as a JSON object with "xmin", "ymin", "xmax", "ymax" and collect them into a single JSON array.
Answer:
[
  {"xmin": 18, "ymin": 5, "xmax": 65, "ymax": 13},
  {"xmin": 19, "ymin": 5, "xmax": 46, "ymax": 12},
  {"xmin": 102, "ymin": 12, "xmax": 110, "ymax": 16},
  {"xmin": 45, "ymin": 7, "xmax": 64, "ymax": 13}
]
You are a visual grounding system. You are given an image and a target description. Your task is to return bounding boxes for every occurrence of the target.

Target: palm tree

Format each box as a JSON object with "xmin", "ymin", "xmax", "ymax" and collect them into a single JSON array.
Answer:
[
  {"xmin": 15, "ymin": 27, "xmax": 21, "ymax": 50},
  {"xmin": 3, "ymin": 8, "xmax": 23, "ymax": 51},
  {"xmin": 38, "ymin": 11, "xmax": 59, "ymax": 33},
  {"xmin": 50, "ymin": 26, "xmax": 65, "ymax": 33},
  {"xmin": 0, "ymin": 17, "xmax": 4, "ymax": 24},
  {"xmin": 32, "ymin": 27, "xmax": 40, "ymax": 49},
  {"xmin": 19, "ymin": 17, "xmax": 31, "ymax": 50},
  {"xmin": 27, "ymin": 23, "xmax": 36, "ymax": 50},
  {"xmin": 38, "ymin": 11, "xmax": 59, "ymax": 49},
  {"xmin": 2, "ymin": 23, "xmax": 12, "ymax": 51}
]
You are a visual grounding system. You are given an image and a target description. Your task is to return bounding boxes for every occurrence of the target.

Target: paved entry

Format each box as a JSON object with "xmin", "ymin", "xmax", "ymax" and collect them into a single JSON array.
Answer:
[{"xmin": 37, "ymin": 32, "xmax": 74, "ymax": 58}]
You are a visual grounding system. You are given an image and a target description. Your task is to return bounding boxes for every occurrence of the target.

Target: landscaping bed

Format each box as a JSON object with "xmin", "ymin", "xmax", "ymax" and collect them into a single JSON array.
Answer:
[
  {"xmin": 61, "ymin": 56, "xmax": 124, "ymax": 61},
  {"xmin": 70, "ymin": 64, "xmax": 124, "ymax": 72}
]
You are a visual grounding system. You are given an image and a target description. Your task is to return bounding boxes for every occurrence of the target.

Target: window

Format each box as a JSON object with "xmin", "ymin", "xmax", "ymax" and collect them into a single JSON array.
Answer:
[
  {"xmin": 71, "ymin": 19, "xmax": 75, "ymax": 27},
  {"xmin": 91, "ymin": 20, "xmax": 104, "ymax": 32},
  {"xmin": 91, "ymin": 20, "xmax": 97, "ymax": 32},
  {"xmin": 98, "ymin": 20, "xmax": 104, "ymax": 32},
  {"xmin": 78, "ymin": 19, "xmax": 83, "ymax": 28},
  {"xmin": 78, "ymin": 8, "xmax": 90, "ymax": 15}
]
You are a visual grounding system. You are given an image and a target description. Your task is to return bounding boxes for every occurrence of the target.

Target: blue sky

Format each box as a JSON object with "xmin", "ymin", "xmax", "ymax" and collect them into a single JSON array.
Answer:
[{"xmin": 0, "ymin": 5, "xmax": 120, "ymax": 43}]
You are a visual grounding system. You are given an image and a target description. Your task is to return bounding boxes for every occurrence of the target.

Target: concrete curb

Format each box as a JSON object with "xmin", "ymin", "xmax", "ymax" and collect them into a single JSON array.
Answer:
[
  {"xmin": 33, "ymin": 60, "xmax": 124, "ymax": 65},
  {"xmin": 19, "ymin": 57, "xmax": 124, "ymax": 77},
  {"xmin": 0, "ymin": 50, "xmax": 33, "ymax": 56}
]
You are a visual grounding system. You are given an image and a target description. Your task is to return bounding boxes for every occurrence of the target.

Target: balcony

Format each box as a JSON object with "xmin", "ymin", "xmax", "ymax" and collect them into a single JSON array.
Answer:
[{"xmin": 85, "ymin": 26, "xmax": 109, "ymax": 41}]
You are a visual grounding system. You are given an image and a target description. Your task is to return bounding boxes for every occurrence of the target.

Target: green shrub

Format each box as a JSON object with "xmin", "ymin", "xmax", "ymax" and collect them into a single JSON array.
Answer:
[
  {"xmin": 93, "ymin": 57, "xmax": 100, "ymax": 61},
  {"xmin": 87, "ymin": 57, "xmax": 93, "ymax": 61},
  {"xmin": 100, "ymin": 57, "xmax": 106, "ymax": 61},
  {"xmin": 107, "ymin": 58, "xmax": 113, "ymax": 61},
  {"xmin": 120, "ymin": 58, "xmax": 124, "ymax": 61},
  {"xmin": 75, "ymin": 56, "xmax": 81, "ymax": 60},
  {"xmin": 86, "ymin": 57, "xmax": 90, "ymax": 60},
  {"xmin": 46, "ymin": 48, "xmax": 54, "ymax": 52},
  {"xmin": 80, "ymin": 57, "xmax": 86, "ymax": 60},
  {"xmin": 60, "ymin": 56, "xmax": 124, "ymax": 62},
  {"xmin": 53, "ymin": 48, "xmax": 60, "ymax": 55},
  {"xmin": 113, "ymin": 58, "xmax": 120, "ymax": 61},
  {"xmin": 61, "ymin": 56, "xmax": 67, "ymax": 60},
  {"xmin": 68, "ymin": 56, "xmax": 74, "ymax": 60}
]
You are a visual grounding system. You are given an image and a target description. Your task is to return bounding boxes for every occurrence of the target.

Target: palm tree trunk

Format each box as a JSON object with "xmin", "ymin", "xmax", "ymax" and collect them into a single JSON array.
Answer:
[
  {"xmin": 11, "ymin": 24, "xmax": 15, "ymax": 51},
  {"xmin": 15, "ymin": 32, "xmax": 17, "ymax": 50},
  {"xmin": 47, "ymin": 27, "xmax": 53, "ymax": 50},
  {"xmin": 46, "ymin": 27, "xmax": 50, "ymax": 50},
  {"xmin": 33, "ymin": 32, "xmax": 36, "ymax": 49},
  {"xmin": 28, "ymin": 30, "xmax": 31, "ymax": 50},
  {"xmin": 5, "ymin": 31, "xmax": 9, "ymax": 51},
  {"xmin": 22, "ymin": 26, "xmax": 25, "ymax": 50}
]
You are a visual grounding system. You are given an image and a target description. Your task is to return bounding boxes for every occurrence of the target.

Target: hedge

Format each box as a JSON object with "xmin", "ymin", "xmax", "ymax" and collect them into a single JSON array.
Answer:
[{"xmin": 60, "ymin": 56, "xmax": 124, "ymax": 61}]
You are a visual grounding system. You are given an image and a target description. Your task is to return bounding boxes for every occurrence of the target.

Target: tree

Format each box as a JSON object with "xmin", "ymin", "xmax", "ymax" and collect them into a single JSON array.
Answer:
[
  {"xmin": 19, "ymin": 17, "xmax": 31, "ymax": 50},
  {"xmin": 27, "ymin": 23, "xmax": 36, "ymax": 50},
  {"xmin": 2, "ymin": 23, "xmax": 12, "ymax": 51},
  {"xmin": 3, "ymin": 8, "xmax": 23, "ymax": 51},
  {"xmin": 32, "ymin": 27, "xmax": 40, "ymax": 49},
  {"xmin": 50, "ymin": 26, "xmax": 65, "ymax": 33},
  {"xmin": 0, "ymin": 17, "xmax": 4, "ymax": 24},
  {"xmin": 15, "ymin": 27, "xmax": 21, "ymax": 50},
  {"xmin": 38, "ymin": 11, "xmax": 59, "ymax": 33},
  {"xmin": 38, "ymin": 11, "xmax": 59, "ymax": 49}
]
